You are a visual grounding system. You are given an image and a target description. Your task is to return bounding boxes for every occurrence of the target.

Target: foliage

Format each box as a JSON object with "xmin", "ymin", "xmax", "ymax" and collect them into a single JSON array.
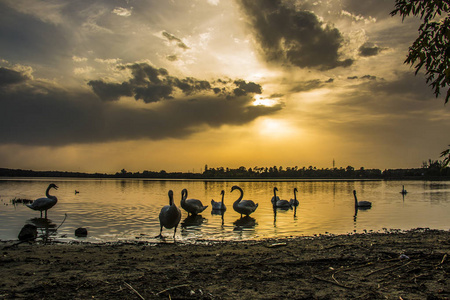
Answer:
[
  {"xmin": 391, "ymin": 0, "xmax": 450, "ymax": 103},
  {"xmin": 441, "ymin": 146, "xmax": 450, "ymax": 167}
]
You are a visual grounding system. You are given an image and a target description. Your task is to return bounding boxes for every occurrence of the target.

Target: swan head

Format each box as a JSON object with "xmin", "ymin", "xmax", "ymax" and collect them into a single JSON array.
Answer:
[
  {"xmin": 221, "ymin": 190, "xmax": 225, "ymax": 196},
  {"xmin": 49, "ymin": 183, "xmax": 58, "ymax": 190},
  {"xmin": 181, "ymin": 188, "xmax": 187, "ymax": 199},
  {"xmin": 168, "ymin": 190, "xmax": 174, "ymax": 198},
  {"xmin": 294, "ymin": 187, "xmax": 298, "ymax": 193},
  {"xmin": 353, "ymin": 190, "xmax": 357, "ymax": 196},
  {"xmin": 273, "ymin": 187, "xmax": 278, "ymax": 192},
  {"xmin": 230, "ymin": 185, "xmax": 240, "ymax": 192}
]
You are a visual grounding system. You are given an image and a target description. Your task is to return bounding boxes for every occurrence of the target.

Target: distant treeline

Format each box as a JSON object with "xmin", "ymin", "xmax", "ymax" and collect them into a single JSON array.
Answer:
[{"xmin": 1, "ymin": 162, "xmax": 450, "ymax": 180}]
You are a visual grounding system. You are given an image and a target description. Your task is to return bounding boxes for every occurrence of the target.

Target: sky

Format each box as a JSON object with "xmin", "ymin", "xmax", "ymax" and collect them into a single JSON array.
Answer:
[{"xmin": 0, "ymin": 0, "xmax": 449, "ymax": 173}]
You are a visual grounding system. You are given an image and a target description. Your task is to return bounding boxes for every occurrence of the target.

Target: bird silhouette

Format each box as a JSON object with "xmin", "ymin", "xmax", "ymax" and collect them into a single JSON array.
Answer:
[
  {"xmin": 271, "ymin": 187, "xmax": 292, "ymax": 209},
  {"xmin": 26, "ymin": 183, "xmax": 58, "ymax": 219},
  {"xmin": 180, "ymin": 189, "xmax": 208, "ymax": 216},
  {"xmin": 211, "ymin": 190, "xmax": 226, "ymax": 211},
  {"xmin": 156, "ymin": 190, "xmax": 181, "ymax": 239},
  {"xmin": 353, "ymin": 190, "xmax": 372, "ymax": 208},
  {"xmin": 231, "ymin": 185, "xmax": 258, "ymax": 217}
]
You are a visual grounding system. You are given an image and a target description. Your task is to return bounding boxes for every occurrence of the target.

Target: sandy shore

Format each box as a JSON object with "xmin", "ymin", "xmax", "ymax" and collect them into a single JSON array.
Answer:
[{"xmin": 1, "ymin": 229, "xmax": 450, "ymax": 299}]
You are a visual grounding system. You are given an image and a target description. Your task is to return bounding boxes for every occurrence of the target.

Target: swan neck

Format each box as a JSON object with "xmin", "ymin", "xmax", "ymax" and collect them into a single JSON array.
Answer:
[
  {"xmin": 46, "ymin": 185, "xmax": 56, "ymax": 200},
  {"xmin": 233, "ymin": 187, "xmax": 243, "ymax": 205}
]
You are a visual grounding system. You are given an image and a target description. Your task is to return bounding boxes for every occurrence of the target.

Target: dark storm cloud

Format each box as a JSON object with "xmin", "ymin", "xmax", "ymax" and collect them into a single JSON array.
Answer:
[
  {"xmin": 0, "ymin": 67, "xmax": 29, "ymax": 87},
  {"xmin": 89, "ymin": 63, "xmax": 261, "ymax": 103},
  {"xmin": 359, "ymin": 44, "xmax": 384, "ymax": 57},
  {"xmin": 162, "ymin": 31, "xmax": 190, "ymax": 50},
  {"xmin": 0, "ymin": 2, "xmax": 69, "ymax": 68},
  {"xmin": 0, "ymin": 66, "xmax": 279, "ymax": 146},
  {"xmin": 237, "ymin": 0, "xmax": 353, "ymax": 70}
]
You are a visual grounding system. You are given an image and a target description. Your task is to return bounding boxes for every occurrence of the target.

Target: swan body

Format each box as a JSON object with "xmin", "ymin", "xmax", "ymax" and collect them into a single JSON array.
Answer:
[
  {"xmin": 231, "ymin": 185, "xmax": 258, "ymax": 217},
  {"xmin": 156, "ymin": 190, "xmax": 181, "ymax": 239},
  {"xmin": 180, "ymin": 189, "xmax": 208, "ymax": 216},
  {"xmin": 211, "ymin": 190, "xmax": 226, "ymax": 211},
  {"xmin": 289, "ymin": 188, "xmax": 299, "ymax": 207},
  {"xmin": 26, "ymin": 183, "xmax": 58, "ymax": 218},
  {"xmin": 353, "ymin": 190, "xmax": 372, "ymax": 208},
  {"xmin": 271, "ymin": 187, "xmax": 291, "ymax": 208}
]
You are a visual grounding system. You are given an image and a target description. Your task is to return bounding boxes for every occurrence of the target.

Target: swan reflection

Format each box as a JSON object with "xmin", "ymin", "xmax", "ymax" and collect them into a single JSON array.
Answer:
[
  {"xmin": 233, "ymin": 216, "xmax": 256, "ymax": 230},
  {"xmin": 181, "ymin": 214, "xmax": 205, "ymax": 227}
]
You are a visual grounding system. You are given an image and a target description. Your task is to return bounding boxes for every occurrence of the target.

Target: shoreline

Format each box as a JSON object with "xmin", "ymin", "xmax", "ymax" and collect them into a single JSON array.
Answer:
[{"xmin": 2, "ymin": 228, "xmax": 450, "ymax": 299}]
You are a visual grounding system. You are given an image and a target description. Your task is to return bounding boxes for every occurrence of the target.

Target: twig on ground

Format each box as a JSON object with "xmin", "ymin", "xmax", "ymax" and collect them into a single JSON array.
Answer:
[
  {"xmin": 312, "ymin": 275, "xmax": 352, "ymax": 289},
  {"xmin": 366, "ymin": 261, "xmax": 407, "ymax": 277},
  {"xmin": 124, "ymin": 281, "xmax": 145, "ymax": 300},
  {"xmin": 436, "ymin": 253, "xmax": 447, "ymax": 268},
  {"xmin": 156, "ymin": 284, "xmax": 189, "ymax": 296}
]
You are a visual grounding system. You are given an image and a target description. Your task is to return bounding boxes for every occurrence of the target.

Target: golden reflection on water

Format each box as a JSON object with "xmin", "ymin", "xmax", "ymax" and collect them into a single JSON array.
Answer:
[{"xmin": 1, "ymin": 178, "xmax": 450, "ymax": 242}]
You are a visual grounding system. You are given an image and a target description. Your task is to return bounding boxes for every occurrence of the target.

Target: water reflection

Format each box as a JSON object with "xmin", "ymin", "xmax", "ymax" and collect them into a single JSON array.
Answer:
[
  {"xmin": 233, "ymin": 216, "xmax": 256, "ymax": 229},
  {"xmin": 181, "ymin": 215, "xmax": 205, "ymax": 227}
]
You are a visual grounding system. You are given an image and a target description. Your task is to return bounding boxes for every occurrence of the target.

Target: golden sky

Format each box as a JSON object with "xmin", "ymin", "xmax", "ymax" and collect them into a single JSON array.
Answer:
[{"xmin": 0, "ymin": 0, "xmax": 449, "ymax": 173}]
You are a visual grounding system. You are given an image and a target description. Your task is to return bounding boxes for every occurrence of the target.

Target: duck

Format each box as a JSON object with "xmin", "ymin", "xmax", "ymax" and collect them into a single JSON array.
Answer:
[
  {"xmin": 231, "ymin": 185, "xmax": 258, "ymax": 217},
  {"xmin": 353, "ymin": 190, "xmax": 372, "ymax": 208},
  {"xmin": 289, "ymin": 188, "xmax": 299, "ymax": 208},
  {"xmin": 180, "ymin": 189, "xmax": 208, "ymax": 216},
  {"xmin": 156, "ymin": 190, "xmax": 182, "ymax": 239},
  {"xmin": 26, "ymin": 183, "xmax": 58, "ymax": 218},
  {"xmin": 211, "ymin": 190, "xmax": 226, "ymax": 211},
  {"xmin": 271, "ymin": 187, "xmax": 292, "ymax": 208}
]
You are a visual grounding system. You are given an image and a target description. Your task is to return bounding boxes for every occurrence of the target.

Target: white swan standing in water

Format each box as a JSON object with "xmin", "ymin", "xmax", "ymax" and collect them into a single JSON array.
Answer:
[
  {"xmin": 271, "ymin": 187, "xmax": 291, "ymax": 208},
  {"xmin": 211, "ymin": 190, "xmax": 226, "ymax": 211},
  {"xmin": 353, "ymin": 190, "xmax": 372, "ymax": 208},
  {"xmin": 180, "ymin": 189, "xmax": 208, "ymax": 216},
  {"xmin": 26, "ymin": 183, "xmax": 58, "ymax": 218},
  {"xmin": 289, "ymin": 188, "xmax": 299, "ymax": 208},
  {"xmin": 156, "ymin": 190, "xmax": 181, "ymax": 239},
  {"xmin": 231, "ymin": 185, "xmax": 258, "ymax": 217}
]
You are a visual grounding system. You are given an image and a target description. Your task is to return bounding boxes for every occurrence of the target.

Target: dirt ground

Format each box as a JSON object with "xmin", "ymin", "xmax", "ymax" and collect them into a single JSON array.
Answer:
[{"xmin": 1, "ymin": 228, "xmax": 450, "ymax": 299}]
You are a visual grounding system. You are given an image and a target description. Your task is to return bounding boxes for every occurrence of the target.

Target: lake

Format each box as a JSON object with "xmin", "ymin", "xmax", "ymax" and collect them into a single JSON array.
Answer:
[{"xmin": 1, "ymin": 178, "xmax": 449, "ymax": 242}]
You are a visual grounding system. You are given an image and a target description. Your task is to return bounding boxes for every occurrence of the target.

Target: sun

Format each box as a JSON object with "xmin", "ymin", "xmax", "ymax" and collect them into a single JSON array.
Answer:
[{"xmin": 257, "ymin": 118, "xmax": 297, "ymax": 138}]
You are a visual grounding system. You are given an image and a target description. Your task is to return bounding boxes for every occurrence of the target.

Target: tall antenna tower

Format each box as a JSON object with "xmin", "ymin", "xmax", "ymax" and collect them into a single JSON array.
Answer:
[{"xmin": 333, "ymin": 158, "xmax": 335, "ymax": 169}]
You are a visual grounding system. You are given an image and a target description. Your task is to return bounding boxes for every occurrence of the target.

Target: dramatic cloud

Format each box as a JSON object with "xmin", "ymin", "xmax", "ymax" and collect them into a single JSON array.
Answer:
[
  {"xmin": 237, "ymin": 0, "xmax": 353, "ymax": 70},
  {"xmin": 359, "ymin": 43, "xmax": 385, "ymax": 57},
  {"xmin": 1, "ymin": 66, "xmax": 280, "ymax": 146},
  {"xmin": 88, "ymin": 63, "xmax": 263, "ymax": 103},
  {"xmin": 0, "ymin": 67, "xmax": 29, "ymax": 86}
]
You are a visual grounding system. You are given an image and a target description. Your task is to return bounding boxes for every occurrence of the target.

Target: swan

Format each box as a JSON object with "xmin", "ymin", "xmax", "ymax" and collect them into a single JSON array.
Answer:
[
  {"xmin": 271, "ymin": 187, "xmax": 291, "ymax": 208},
  {"xmin": 400, "ymin": 185, "xmax": 408, "ymax": 195},
  {"xmin": 180, "ymin": 189, "xmax": 208, "ymax": 216},
  {"xmin": 156, "ymin": 190, "xmax": 181, "ymax": 239},
  {"xmin": 231, "ymin": 185, "xmax": 258, "ymax": 217},
  {"xmin": 211, "ymin": 190, "xmax": 226, "ymax": 211},
  {"xmin": 289, "ymin": 188, "xmax": 299, "ymax": 208},
  {"xmin": 353, "ymin": 190, "xmax": 372, "ymax": 208},
  {"xmin": 26, "ymin": 183, "xmax": 58, "ymax": 218}
]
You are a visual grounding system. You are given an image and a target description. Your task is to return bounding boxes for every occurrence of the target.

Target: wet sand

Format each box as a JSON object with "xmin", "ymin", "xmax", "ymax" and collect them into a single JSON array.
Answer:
[{"xmin": 1, "ymin": 229, "xmax": 450, "ymax": 299}]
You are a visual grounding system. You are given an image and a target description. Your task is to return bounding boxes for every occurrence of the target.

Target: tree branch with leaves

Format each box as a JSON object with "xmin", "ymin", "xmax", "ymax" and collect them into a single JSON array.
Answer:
[{"xmin": 391, "ymin": 0, "xmax": 450, "ymax": 166}]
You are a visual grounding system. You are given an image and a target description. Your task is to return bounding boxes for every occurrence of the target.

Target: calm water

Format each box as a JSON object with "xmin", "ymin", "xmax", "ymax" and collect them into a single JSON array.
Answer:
[{"xmin": 1, "ymin": 178, "xmax": 449, "ymax": 242}]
